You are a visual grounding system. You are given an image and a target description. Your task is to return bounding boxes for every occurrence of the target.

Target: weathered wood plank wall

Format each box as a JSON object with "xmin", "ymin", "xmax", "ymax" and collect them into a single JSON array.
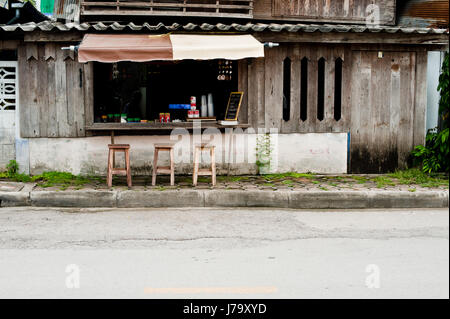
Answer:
[
  {"xmin": 18, "ymin": 43, "xmax": 88, "ymax": 138},
  {"xmin": 349, "ymin": 50, "xmax": 419, "ymax": 173},
  {"xmin": 242, "ymin": 44, "xmax": 426, "ymax": 173},
  {"xmin": 254, "ymin": 0, "xmax": 396, "ymax": 25},
  {"xmin": 0, "ymin": 40, "xmax": 19, "ymax": 50},
  {"xmin": 243, "ymin": 44, "xmax": 352, "ymax": 134}
]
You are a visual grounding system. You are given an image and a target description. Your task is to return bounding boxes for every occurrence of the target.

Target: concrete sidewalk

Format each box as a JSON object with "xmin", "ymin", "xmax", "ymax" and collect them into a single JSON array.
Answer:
[{"xmin": 1, "ymin": 181, "xmax": 448, "ymax": 208}]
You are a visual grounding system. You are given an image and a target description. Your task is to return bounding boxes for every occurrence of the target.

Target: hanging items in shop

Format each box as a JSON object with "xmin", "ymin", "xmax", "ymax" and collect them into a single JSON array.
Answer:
[
  {"xmin": 217, "ymin": 60, "xmax": 233, "ymax": 81},
  {"xmin": 112, "ymin": 62, "xmax": 119, "ymax": 80}
]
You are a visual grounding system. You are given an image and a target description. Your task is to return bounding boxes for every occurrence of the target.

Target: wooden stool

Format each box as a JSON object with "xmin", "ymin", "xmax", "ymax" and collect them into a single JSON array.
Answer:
[
  {"xmin": 107, "ymin": 144, "xmax": 132, "ymax": 188},
  {"xmin": 152, "ymin": 144, "xmax": 175, "ymax": 186},
  {"xmin": 193, "ymin": 144, "xmax": 216, "ymax": 186}
]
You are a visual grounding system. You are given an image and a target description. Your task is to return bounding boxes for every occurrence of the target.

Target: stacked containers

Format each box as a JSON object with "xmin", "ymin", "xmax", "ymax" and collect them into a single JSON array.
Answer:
[{"xmin": 189, "ymin": 96, "xmax": 199, "ymax": 118}]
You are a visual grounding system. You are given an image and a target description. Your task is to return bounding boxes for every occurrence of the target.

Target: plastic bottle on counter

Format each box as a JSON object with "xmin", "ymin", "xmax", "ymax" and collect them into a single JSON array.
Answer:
[
  {"xmin": 201, "ymin": 95, "xmax": 208, "ymax": 117},
  {"xmin": 207, "ymin": 93, "xmax": 214, "ymax": 117}
]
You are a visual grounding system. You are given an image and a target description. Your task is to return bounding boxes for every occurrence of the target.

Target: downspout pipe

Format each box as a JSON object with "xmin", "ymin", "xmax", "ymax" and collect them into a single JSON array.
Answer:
[
  {"xmin": 6, "ymin": 3, "xmax": 24, "ymax": 25},
  {"xmin": 6, "ymin": 8, "xmax": 20, "ymax": 25}
]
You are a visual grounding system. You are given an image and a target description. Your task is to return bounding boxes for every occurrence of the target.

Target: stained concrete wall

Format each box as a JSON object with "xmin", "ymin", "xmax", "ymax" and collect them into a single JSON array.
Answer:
[
  {"xmin": 25, "ymin": 132, "xmax": 348, "ymax": 176},
  {"xmin": 0, "ymin": 111, "xmax": 15, "ymax": 170}
]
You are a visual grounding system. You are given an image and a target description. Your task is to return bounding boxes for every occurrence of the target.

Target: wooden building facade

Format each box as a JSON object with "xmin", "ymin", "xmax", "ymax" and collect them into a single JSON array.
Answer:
[{"xmin": 1, "ymin": 0, "xmax": 449, "ymax": 174}]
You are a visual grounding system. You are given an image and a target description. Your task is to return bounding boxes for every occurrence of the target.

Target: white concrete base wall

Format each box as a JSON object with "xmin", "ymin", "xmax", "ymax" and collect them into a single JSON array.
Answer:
[
  {"xmin": 0, "ymin": 111, "xmax": 15, "ymax": 169},
  {"xmin": 26, "ymin": 132, "xmax": 348, "ymax": 176},
  {"xmin": 274, "ymin": 133, "xmax": 348, "ymax": 174}
]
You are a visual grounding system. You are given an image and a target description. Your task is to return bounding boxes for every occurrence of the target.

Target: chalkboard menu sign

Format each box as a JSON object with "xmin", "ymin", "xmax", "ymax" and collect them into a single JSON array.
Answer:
[{"xmin": 224, "ymin": 92, "xmax": 244, "ymax": 121}]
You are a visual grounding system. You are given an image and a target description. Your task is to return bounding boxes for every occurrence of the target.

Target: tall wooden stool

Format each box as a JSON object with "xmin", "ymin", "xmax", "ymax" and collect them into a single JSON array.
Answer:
[
  {"xmin": 193, "ymin": 144, "xmax": 216, "ymax": 186},
  {"xmin": 152, "ymin": 144, "xmax": 175, "ymax": 186},
  {"xmin": 107, "ymin": 144, "xmax": 132, "ymax": 188}
]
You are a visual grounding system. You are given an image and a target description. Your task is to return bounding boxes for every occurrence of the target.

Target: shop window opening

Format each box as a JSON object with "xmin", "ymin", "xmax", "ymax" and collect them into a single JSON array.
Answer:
[
  {"xmin": 334, "ymin": 58, "xmax": 343, "ymax": 121},
  {"xmin": 282, "ymin": 57, "xmax": 291, "ymax": 122},
  {"xmin": 300, "ymin": 57, "xmax": 308, "ymax": 122},
  {"xmin": 317, "ymin": 57, "xmax": 325, "ymax": 122},
  {"xmin": 93, "ymin": 60, "xmax": 238, "ymax": 124}
]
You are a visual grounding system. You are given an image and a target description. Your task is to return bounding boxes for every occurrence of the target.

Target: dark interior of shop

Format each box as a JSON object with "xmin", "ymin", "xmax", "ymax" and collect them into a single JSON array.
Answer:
[{"xmin": 93, "ymin": 60, "xmax": 238, "ymax": 123}]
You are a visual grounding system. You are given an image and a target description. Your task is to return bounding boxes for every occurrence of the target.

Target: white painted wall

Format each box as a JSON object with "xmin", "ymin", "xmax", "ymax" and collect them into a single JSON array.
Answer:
[
  {"xmin": 0, "ymin": 61, "xmax": 18, "ymax": 170},
  {"xmin": 25, "ymin": 132, "xmax": 348, "ymax": 176},
  {"xmin": 274, "ymin": 133, "xmax": 348, "ymax": 174},
  {"xmin": 426, "ymin": 52, "xmax": 445, "ymax": 131},
  {"xmin": 0, "ymin": 111, "xmax": 15, "ymax": 169}
]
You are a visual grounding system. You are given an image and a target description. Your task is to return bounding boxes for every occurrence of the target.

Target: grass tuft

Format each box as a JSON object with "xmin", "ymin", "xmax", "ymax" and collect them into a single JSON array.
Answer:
[
  {"xmin": 31, "ymin": 171, "xmax": 90, "ymax": 188},
  {"xmin": 388, "ymin": 168, "xmax": 448, "ymax": 188},
  {"xmin": 350, "ymin": 176, "xmax": 370, "ymax": 184},
  {"xmin": 373, "ymin": 176, "xmax": 396, "ymax": 188}
]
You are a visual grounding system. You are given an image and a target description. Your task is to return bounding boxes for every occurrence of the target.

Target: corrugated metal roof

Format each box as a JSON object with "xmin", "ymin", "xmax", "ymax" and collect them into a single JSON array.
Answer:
[{"xmin": 1, "ymin": 20, "xmax": 448, "ymax": 34}]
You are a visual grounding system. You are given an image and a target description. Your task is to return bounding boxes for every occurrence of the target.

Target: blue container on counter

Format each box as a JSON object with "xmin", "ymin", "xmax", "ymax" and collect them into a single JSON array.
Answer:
[{"xmin": 169, "ymin": 104, "xmax": 191, "ymax": 110}]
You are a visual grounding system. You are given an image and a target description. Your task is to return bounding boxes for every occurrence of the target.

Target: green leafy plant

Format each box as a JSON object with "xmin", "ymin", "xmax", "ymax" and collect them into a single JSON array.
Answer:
[
  {"xmin": 12, "ymin": 173, "xmax": 32, "ymax": 183},
  {"xmin": 6, "ymin": 160, "xmax": 19, "ymax": 178},
  {"xmin": 438, "ymin": 53, "xmax": 449, "ymax": 126},
  {"xmin": 412, "ymin": 128, "xmax": 449, "ymax": 173},
  {"xmin": 256, "ymin": 133, "xmax": 273, "ymax": 174},
  {"xmin": 412, "ymin": 53, "xmax": 449, "ymax": 173},
  {"xmin": 3, "ymin": 160, "xmax": 31, "ymax": 182}
]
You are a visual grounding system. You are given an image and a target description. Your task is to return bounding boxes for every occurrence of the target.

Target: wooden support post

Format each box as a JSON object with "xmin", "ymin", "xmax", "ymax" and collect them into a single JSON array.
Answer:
[
  {"xmin": 111, "ymin": 130, "xmax": 115, "ymax": 167},
  {"xmin": 170, "ymin": 148, "xmax": 175, "ymax": 186},
  {"xmin": 193, "ymin": 147, "xmax": 200, "ymax": 186},
  {"xmin": 211, "ymin": 147, "xmax": 216, "ymax": 186},
  {"xmin": 107, "ymin": 148, "xmax": 113, "ymax": 188},
  {"xmin": 125, "ymin": 148, "xmax": 132, "ymax": 187},
  {"xmin": 227, "ymin": 128, "xmax": 234, "ymax": 176},
  {"xmin": 152, "ymin": 148, "xmax": 159, "ymax": 186}
]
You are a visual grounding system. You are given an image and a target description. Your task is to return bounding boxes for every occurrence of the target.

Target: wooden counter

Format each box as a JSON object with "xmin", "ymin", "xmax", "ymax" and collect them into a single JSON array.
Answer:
[{"xmin": 86, "ymin": 122, "xmax": 251, "ymax": 131}]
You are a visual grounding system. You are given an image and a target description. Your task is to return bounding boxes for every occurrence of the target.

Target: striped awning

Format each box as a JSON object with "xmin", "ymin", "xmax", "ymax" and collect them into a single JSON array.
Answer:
[{"xmin": 78, "ymin": 34, "xmax": 264, "ymax": 63}]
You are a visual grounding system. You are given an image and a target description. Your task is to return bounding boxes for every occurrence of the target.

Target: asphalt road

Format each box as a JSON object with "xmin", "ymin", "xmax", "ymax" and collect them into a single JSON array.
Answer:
[{"xmin": 0, "ymin": 207, "xmax": 448, "ymax": 299}]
